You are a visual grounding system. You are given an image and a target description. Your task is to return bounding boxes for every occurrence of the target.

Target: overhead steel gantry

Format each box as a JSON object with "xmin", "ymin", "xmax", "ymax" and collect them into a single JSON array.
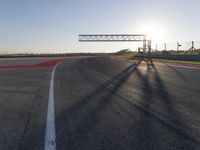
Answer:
[{"xmin": 78, "ymin": 34, "xmax": 151, "ymax": 53}]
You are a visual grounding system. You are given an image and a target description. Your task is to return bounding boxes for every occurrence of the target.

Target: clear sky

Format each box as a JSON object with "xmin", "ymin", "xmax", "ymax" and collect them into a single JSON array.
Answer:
[{"xmin": 0, "ymin": 0, "xmax": 199, "ymax": 53}]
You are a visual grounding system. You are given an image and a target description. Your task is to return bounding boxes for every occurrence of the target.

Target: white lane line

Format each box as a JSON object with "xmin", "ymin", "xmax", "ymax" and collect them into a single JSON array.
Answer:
[{"xmin": 45, "ymin": 64, "xmax": 58, "ymax": 150}]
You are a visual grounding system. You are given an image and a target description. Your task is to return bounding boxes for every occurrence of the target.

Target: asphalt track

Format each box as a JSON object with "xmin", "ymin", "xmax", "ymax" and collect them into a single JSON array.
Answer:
[{"xmin": 0, "ymin": 56, "xmax": 200, "ymax": 150}]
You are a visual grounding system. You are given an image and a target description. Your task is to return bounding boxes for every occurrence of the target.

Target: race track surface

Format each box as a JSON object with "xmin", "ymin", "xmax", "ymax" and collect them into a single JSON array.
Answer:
[{"xmin": 0, "ymin": 56, "xmax": 199, "ymax": 150}]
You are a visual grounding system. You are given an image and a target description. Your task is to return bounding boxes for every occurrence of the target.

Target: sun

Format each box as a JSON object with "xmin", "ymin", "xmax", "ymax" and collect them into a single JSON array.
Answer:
[{"xmin": 139, "ymin": 24, "xmax": 165, "ymax": 43}]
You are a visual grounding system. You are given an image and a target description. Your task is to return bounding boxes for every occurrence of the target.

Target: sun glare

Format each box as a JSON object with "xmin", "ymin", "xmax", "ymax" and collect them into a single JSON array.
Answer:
[{"xmin": 139, "ymin": 24, "xmax": 165, "ymax": 43}]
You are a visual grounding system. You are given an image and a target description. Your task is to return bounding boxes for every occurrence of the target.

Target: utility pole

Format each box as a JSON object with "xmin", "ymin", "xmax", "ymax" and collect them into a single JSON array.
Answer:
[
  {"xmin": 191, "ymin": 41, "xmax": 194, "ymax": 50},
  {"xmin": 155, "ymin": 44, "xmax": 157, "ymax": 52},
  {"xmin": 177, "ymin": 42, "xmax": 181, "ymax": 51},
  {"xmin": 164, "ymin": 43, "xmax": 166, "ymax": 51}
]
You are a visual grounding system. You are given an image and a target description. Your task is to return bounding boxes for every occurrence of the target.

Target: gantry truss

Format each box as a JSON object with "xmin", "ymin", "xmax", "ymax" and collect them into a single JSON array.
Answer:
[
  {"xmin": 78, "ymin": 34, "xmax": 151, "ymax": 53},
  {"xmin": 79, "ymin": 34, "xmax": 146, "ymax": 42}
]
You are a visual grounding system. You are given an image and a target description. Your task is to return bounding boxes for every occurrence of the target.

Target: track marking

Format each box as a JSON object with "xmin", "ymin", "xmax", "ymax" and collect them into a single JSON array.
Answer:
[
  {"xmin": 0, "ymin": 59, "xmax": 64, "ymax": 69},
  {"xmin": 156, "ymin": 62, "xmax": 200, "ymax": 70},
  {"xmin": 141, "ymin": 61, "xmax": 200, "ymax": 70},
  {"xmin": 0, "ymin": 56, "xmax": 90, "ymax": 69},
  {"xmin": 44, "ymin": 63, "xmax": 58, "ymax": 150},
  {"xmin": 166, "ymin": 64, "xmax": 200, "ymax": 70}
]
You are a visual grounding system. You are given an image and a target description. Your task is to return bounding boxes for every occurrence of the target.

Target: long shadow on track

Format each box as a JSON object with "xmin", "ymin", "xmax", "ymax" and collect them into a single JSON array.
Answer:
[
  {"xmin": 132, "ymin": 59, "xmax": 199, "ymax": 149},
  {"xmin": 57, "ymin": 58, "xmax": 200, "ymax": 150}
]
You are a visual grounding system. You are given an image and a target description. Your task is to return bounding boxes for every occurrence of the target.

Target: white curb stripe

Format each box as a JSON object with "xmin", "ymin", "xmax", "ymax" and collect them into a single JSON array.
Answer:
[{"xmin": 44, "ymin": 64, "xmax": 58, "ymax": 150}]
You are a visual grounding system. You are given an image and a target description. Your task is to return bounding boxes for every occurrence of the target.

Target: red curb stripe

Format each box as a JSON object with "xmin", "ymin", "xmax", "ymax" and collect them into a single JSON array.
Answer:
[
  {"xmin": 167, "ymin": 64, "xmax": 200, "ymax": 70},
  {"xmin": 141, "ymin": 61, "xmax": 200, "ymax": 70},
  {"xmin": 0, "ymin": 59, "xmax": 64, "ymax": 69},
  {"xmin": 32, "ymin": 59, "xmax": 64, "ymax": 67}
]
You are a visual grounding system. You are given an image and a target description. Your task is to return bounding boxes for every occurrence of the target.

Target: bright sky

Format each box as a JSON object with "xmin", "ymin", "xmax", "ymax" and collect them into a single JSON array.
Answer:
[{"xmin": 0, "ymin": 0, "xmax": 199, "ymax": 53}]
